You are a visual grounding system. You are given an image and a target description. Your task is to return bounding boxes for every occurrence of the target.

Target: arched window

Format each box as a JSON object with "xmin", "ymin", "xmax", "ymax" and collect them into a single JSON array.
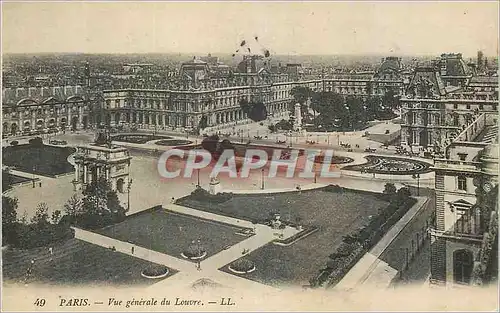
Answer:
[
  {"xmin": 453, "ymin": 249, "xmax": 473, "ymax": 284},
  {"xmin": 116, "ymin": 178, "xmax": 125, "ymax": 193}
]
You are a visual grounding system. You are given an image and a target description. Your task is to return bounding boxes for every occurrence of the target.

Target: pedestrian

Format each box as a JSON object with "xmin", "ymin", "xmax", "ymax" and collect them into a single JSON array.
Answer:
[
  {"xmin": 48, "ymin": 247, "xmax": 53, "ymax": 255},
  {"xmin": 171, "ymin": 197, "xmax": 175, "ymax": 203},
  {"xmin": 131, "ymin": 246, "xmax": 135, "ymax": 254}
]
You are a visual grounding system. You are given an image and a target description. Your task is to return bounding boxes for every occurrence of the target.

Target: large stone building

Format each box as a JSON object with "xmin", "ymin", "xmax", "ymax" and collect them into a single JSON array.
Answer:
[
  {"xmin": 323, "ymin": 57, "xmax": 405, "ymax": 97},
  {"xmin": 99, "ymin": 55, "xmax": 405, "ymax": 131},
  {"xmin": 430, "ymin": 112, "xmax": 498, "ymax": 286},
  {"xmin": 2, "ymin": 85, "xmax": 91, "ymax": 136},
  {"xmin": 400, "ymin": 54, "xmax": 498, "ymax": 153}
]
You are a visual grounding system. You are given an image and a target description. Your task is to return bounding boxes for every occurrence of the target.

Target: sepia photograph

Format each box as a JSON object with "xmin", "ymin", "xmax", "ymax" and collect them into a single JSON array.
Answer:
[{"xmin": 1, "ymin": 1, "xmax": 499, "ymax": 311}]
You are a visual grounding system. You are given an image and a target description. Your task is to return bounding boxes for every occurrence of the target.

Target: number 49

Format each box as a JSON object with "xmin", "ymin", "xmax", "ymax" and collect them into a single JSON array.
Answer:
[{"xmin": 34, "ymin": 298, "xmax": 46, "ymax": 307}]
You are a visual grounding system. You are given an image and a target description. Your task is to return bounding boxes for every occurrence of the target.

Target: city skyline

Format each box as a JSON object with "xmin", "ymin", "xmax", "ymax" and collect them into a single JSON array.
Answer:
[{"xmin": 2, "ymin": 1, "xmax": 499, "ymax": 57}]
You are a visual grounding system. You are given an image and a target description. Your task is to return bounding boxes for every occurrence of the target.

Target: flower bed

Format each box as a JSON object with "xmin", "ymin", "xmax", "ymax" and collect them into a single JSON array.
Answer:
[
  {"xmin": 187, "ymin": 188, "xmax": 233, "ymax": 204},
  {"xmin": 111, "ymin": 134, "xmax": 172, "ymax": 144},
  {"xmin": 228, "ymin": 258, "xmax": 256, "ymax": 274},
  {"xmin": 141, "ymin": 265, "xmax": 170, "ymax": 279},
  {"xmin": 273, "ymin": 226, "xmax": 319, "ymax": 246},
  {"xmin": 155, "ymin": 139, "xmax": 193, "ymax": 146},
  {"xmin": 342, "ymin": 155, "xmax": 432, "ymax": 175},
  {"xmin": 309, "ymin": 155, "xmax": 354, "ymax": 165},
  {"xmin": 181, "ymin": 244, "xmax": 207, "ymax": 260}
]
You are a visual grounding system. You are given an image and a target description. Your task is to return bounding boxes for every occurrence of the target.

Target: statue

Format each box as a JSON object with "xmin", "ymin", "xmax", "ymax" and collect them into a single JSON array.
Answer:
[{"xmin": 94, "ymin": 127, "xmax": 111, "ymax": 147}]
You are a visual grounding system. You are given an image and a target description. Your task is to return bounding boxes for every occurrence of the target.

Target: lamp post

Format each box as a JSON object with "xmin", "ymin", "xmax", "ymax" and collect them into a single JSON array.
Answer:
[
  {"xmin": 314, "ymin": 162, "xmax": 318, "ymax": 184},
  {"xmin": 412, "ymin": 173, "xmax": 420, "ymax": 196},
  {"xmin": 261, "ymin": 168, "xmax": 265, "ymax": 190}
]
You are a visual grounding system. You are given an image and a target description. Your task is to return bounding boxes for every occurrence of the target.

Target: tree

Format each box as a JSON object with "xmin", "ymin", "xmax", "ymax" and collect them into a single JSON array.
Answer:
[
  {"xmin": 31, "ymin": 203, "xmax": 50, "ymax": 225},
  {"xmin": 291, "ymin": 86, "xmax": 312, "ymax": 105},
  {"xmin": 310, "ymin": 92, "xmax": 347, "ymax": 130},
  {"xmin": 382, "ymin": 89, "xmax": 400, "ymax": 110},
  {"xmin": 51, "ymin": 210, "xmax": 62, "ymax": 224},
  {"xmin": 248, "ymin": 101, "xmax": 268, "ymax": 122},
  {"xmin": 63, "ymin": 194, "xmax": 83, "ymax": 219},
  {"xmin": 365, "ymin": 96, "xmax": 382, "ymax": 121},
  {"xmin": 198, "ymin": 115, "xmax": 208, "ymax": 130},
  {"xmin": 276, "ymin": 119, "xmax": 293, "ymax": 131},
  {"xmin": 2, "ymin": 196, "xmax": 18, "ymax": 246},
  {"xmin": 201, "ymin": 135, "xmax": 220, "ymax": 154},
  {"xmin": 345, "ymin": 95, "xmax": 365, "ymax": 130},
  {"xmin": 77, "ymin": 176, "xmax": 126, "ymax": 229}
]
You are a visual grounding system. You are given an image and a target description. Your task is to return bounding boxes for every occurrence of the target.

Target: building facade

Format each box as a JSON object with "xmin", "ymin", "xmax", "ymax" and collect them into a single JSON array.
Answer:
[
  {"xmin": 99, "ymin": 55, "xmax": 404, "ymax": 132},
  {"xmin": 400, "ymin": 58, "xmax": 498, "ymax": 153},
  {"xmin": 430, "ymin": 112, "xmax": 498, "ymax": 286},
  {"xmin": 2, "ymin": 85, "xmax": 91, "ymax": 137}
]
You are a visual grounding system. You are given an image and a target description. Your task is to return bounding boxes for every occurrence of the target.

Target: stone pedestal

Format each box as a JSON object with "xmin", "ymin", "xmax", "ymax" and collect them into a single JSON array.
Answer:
[{"xmin": 209, "ymin": 178, "xmax": 221, "ymax": 195}]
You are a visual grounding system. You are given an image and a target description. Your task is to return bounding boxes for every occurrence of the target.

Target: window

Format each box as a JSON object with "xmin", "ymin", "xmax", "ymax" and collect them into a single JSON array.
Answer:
[
  {"xmin": 466, "ymin": 104, "xmax": 471, "ymax": 110},
  {"xmin": 453, "ymin": 104, "xmax": 458, "ymax": 110},
  {"xmin": 457, "ymin": 175, "xmax": 467, "ymax": 191},
  {"xmin": 458, "ymin": 153, "xmax": 467, "ymax": 161}
]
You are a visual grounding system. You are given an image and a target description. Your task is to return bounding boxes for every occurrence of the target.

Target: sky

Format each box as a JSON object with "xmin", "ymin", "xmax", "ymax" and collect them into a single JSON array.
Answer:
[{"xmin": 2, "ymin": 1, "xmax": 499, "ymax": 57}]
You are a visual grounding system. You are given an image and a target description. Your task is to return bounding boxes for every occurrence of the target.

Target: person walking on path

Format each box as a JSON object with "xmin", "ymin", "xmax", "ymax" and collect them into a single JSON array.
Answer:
[{"xmin": 131, "ymin": 246, "xmax": 135, "ymax": 254}]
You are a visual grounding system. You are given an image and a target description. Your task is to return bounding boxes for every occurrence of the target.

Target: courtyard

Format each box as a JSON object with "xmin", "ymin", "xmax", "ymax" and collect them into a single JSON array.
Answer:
[
  {"xmin": 2, "ymin": 144, "xmax": 75, "ymax": 177},
  {"xmin": 2, "ymin": 238, "xmax": 176, "ymax": 287},
  {"xmin": 95, "ymin": 207, "xmax": 251, "ymax": 262},
  {"xmin": 177, "ymin": 187, "xmax": 388, "ymax": 286}
]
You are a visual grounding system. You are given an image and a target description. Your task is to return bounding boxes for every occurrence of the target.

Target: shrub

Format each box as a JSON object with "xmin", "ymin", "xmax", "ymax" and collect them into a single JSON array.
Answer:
[
  {"xmin": 324, "ymin": 184, "xmax": 344, "ymax": 193},
  {"xmin": 383, "ymin": 183, "xmax": 397, "ymax": 195},
  {"xmin": 229, "ymin": 258, "xmax": 255, "ymax": 272},
  {"xmin": 142, "ymin": 265, "xmax": 169, "ymax": 277},
  {"xmin": 189, "ymin": 188, "xmax": 233, "ymax": 203},
  {"xmin": 15, "ymin": 223, "xmax": 75, "ymax": 249},
  {"xmin": 183, "ymin": 242, "xmax": 206, "ymax": 258}
]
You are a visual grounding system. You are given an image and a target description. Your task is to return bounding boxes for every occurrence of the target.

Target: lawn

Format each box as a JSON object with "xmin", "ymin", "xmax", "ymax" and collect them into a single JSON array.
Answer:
[
  {"xmin": 2, "ymin": 171, "xmax": 33, "ymax": 191},
  {"xmin": 2, "ymin": 144, "xmax": 75, "ymax": 177},
  {"xmin": 95, "ymin": 208, "xmax": 250, "ymax": 261},
  {"xmin": 2, "ymin": 239, "xmax": 176, "ymax": 286},
  {"xmin": 178, "ymin": 188, "xmax": 388, "ymax": 287}
]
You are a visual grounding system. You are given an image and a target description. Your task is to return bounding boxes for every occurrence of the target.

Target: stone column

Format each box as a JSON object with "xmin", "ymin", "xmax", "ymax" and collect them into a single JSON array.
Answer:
[
  {"xmin": 75, "ymin": 163, "xmax": 80, "ymax": 182},
  {"xmin": 31, "ymin": 110, "xmax": 36, "ymax": 132},
  {"xmin": 82, "ymin": 164, "xmax": 87, "ymax": 184},
  {"xmin": 78, "ymin": 106, "xmax": 83, "ymax": 128}
]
